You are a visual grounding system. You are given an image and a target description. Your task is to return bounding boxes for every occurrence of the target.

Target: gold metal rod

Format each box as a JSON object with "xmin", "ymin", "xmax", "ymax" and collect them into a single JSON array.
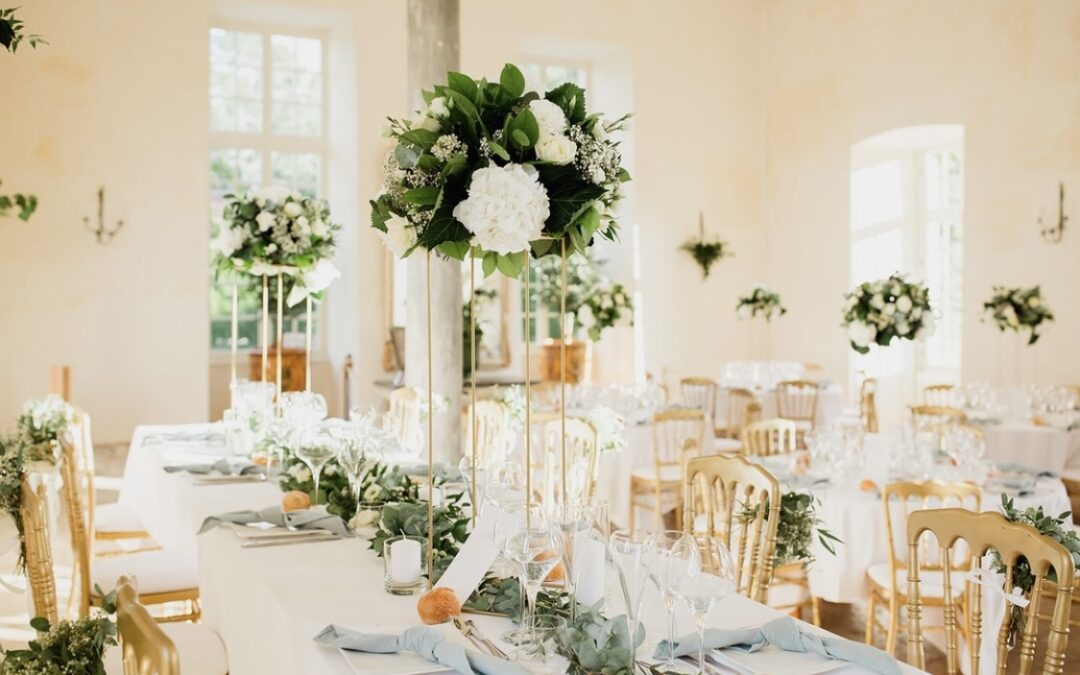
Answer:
[
  {"xmin": 426, "ymin": 250, "xmax": 434, "ymax": 579},
  {"xmin": 261, "ymin": 274, "xmax": 269, "ymax": 381},
  {"xmin": 524, "ymin": 260, "xmax": 532, "ymax": 529},
  {"xmin": 276, "ymin": 273, "xmax": 283, "ymax": 415},
  {"xmin": 231, "ymin": 276, "xmax": 238, "ymax": 386},
  {"xmin": 469, "ymin": 251, "xmax": 478, "ymax": 525},
  {"xmin": 559, "ymin": 240, "xmax": 567, "ymax": 506},
  {"xmin": 305, "ymin": 296, "xmax": 312, "ymax": 392}
]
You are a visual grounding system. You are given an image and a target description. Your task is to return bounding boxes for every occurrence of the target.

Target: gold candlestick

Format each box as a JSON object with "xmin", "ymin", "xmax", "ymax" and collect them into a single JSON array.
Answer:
[
  {"xmin": 261, "ymin": 274, "xmax": 269, "ymax": 381},
  {"xmin": 425, "ymin": 250, "xmax": 434, "ymax": 579},
  {"xmin": 230, "ymin": 276, "xmax": 238, "ymax": 386},
  {"xmin": 469, "ymin": 251, "xmax": 478, "ymax": 525},
  {"xmin": 276, "ymin": 272, "xmax": 283, "ymax": 414},
  {"xmin": 523, "ymin": 260, "xmax": 532, "ymax": 529},
  {"xmin": 560, "ymin": 240, "xmax": 567, "ymax": 506},
  {"xmin": 305, "ymin": 295, "xmax": 312, "ymax": 392}
]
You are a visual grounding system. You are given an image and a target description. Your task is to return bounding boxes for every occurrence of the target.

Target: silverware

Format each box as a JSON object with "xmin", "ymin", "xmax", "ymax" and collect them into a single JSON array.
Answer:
[
  {"xmin": 193, "ymin": 475, "xmax": 266, "ymax": 486},
  {"xmin": 240, "ymin": 534, "xmax": 341, "ymax": 548},
  {"xmin": 452, "ymin": 617, "xmax": 508, "ymax": 659},
  {"xmin": 239, "ymin": 530, "xmax": 331, "ymax": 542}
]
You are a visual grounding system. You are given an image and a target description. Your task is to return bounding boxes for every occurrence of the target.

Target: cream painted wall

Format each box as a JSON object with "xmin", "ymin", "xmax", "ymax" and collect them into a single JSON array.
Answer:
[{"xmin": 763, "ymin": 0, "xmax": 1080, "ymax": 398}]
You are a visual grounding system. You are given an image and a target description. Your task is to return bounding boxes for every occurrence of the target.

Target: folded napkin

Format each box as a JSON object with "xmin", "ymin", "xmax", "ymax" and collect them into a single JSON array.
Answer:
[
  {"xmin": 198, "ymin": 506, "xmax": 352, "ymax": 537},
  {"xmin": 164, "ymin": 457, "xmax": 261, "ymax": 475},
  {"xmin": 654, "ymin": 616, "xmax": 901, "ymax": 675},
  {"xmin": 314, "ymin": 624, "xmax": 527, "ymax": 675}
]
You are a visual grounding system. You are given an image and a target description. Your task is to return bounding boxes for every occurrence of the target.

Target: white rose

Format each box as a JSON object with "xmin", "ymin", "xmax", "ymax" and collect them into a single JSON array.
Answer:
[
  {"xmin": 452, "ymin": 164, "xmax": 549, "ymax": 255},
  {"xmin": 534, "ymin": 134, "xmax": 577, "ymax": 165},
  {"xmin": 283, "ymin": 201, "xmax": 303, "ymax": 218},
  {"xmin": 911, "ymin": 307, "xmax": 923, "ymax": 319},
  {"xmin": 378, "ymin": 213, "xmax": 418, "ymax": 259},
  {"xmin": 293, "ymin": 466, "xmax": 311, "ymax": 483},
  {"xmin": 311, "ymin": 218, "xmax": 329, "ymax": 238},
  {"xmin": 896, "ymin": 295, "xmax": 913, "ymax": 313},
  {"xmin": 577, "ymin": 304, "xmax": 595, "ymax": 328},
  {"xmin": 349, "ymin": 509, "xmax": 380, "ymax": 530},
  {"xmin": 256, "ymin": 211, "xmax": 276, "ymax": 232},
  {"xmin": 883, "ymin": 303, "xmax": 896, "ymax": 316},
  {"xmin": 429, "ymin": 96, "xmax": 450, "ymax": 118},
  {"xmin": 1027, "ymin": 296, "xmax": 1040, "ymax": 308},
  {"xmin": 529, "ymin": 99, "xmax": 567, "ymax": 138},
  {"xmin": 215, "ymin": 226, "xmax": 247, "ymax": 257},
  {"xmin": 869, "ymin": 294, "xmax": 885, "ymax": 310},
  {"xmin": 896, "ymin": 321, "xmax": 911, "ymax": 336},
  {"xmin": 411, "ymin": 111, "xmax": 440, "ymax": 133},
  {"xmin": 324, "ymin": 464, "xmax": 337, "ymax": 476},
  {"xmin": 847, "ymin": 321, "xmax": 877, "ymax": 348},
  {"xmin": 287, "ymin": 259, "xmax": 341, "ymax": 305},
  {"xmin": 591, "ymin": 118, "xmax": 608, "ymax": 141},
  {"xmin": 363, "ymin": 483, "xmax": 383, "ymax": 502}
]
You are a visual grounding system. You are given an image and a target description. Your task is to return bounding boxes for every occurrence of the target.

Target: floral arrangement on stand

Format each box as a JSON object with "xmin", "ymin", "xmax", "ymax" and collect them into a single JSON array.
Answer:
[
  {"xmin": 740, "ymin": 491, "xmax": 841, "ymax": 567},
  {"xmin": 213, "ymin": 186, "xmax": 342, "ymax": 304},
  {"xmin": 982, "ymin": 285, "xmax": 1054, "ymax": 345},
  {"xmin": 842, "ymin": 274, "xmax": 933, "ymax": 354},
  {"xmin": 370, "ymin": 63, "xmax": 630, "ymax": 272},
  {"xmin": 536, "ymin": 252, "xmax": 633, "ymax": 341},
  {"xmin": 586, "ymin": 405, "xmax": 627, "ymax": 455},
  {"xmin": 736, "ymin": 286, "xmax": 786, "ymax": 322}
]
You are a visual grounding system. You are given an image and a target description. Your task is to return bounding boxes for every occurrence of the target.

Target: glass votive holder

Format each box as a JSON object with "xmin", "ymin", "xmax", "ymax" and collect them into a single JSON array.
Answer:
[
  {"xmin": 350, "ymin": 501, "xmax": 385, "ymax": 536},
  {"xmin": 383, "ymin": 534, "xmax": 428, "ymax": 596}
]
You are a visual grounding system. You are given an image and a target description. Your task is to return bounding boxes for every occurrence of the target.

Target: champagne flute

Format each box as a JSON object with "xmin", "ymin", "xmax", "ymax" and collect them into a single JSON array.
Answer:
[
  {"xmin": 295, "ymin": 432, "xmax": 339, "ymax": 507},
  {"xmin": 674, "ymin": 537, "xmax": 736, "ymax": 674},
  {"xmin": 609, "ymin": 529, "xmax": 655, "ymax": 667},
  {"xmin": 504, "ymin": 525, "xmax": 563, "ymax": 654},
  {"xmin": 550, "ymin": 499, "xmax": 608, "ymax": 620},
  {"xmin": 334, "ymin": 430, "xmax": 367, "ymax": 518}
]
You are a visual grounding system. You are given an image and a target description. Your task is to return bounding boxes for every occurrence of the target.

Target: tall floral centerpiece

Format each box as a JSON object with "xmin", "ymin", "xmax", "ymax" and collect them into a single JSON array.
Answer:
[
  {"xmin": 736, "ymin": 286, "xmax": 786, "ymax": 322},
  {"xmin": 842, "ymin": 274, "xmax": 933, "ymax": 354},
  {"xmin": 371, "ymin": 63, "xmax": 630, "ymax": 580},
  {"xmin": 982, "ymin": 285, "xmax": 1053, "ymax": 345},
  {"xmin": 213, "ymin": 186, "xmax": 341, "ymax": 393}
]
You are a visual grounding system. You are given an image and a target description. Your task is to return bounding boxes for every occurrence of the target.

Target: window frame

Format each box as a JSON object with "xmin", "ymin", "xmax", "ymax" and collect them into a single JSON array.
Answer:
[{"xmin": 208, "ymin": 21, "xmax": 331, "ymax": 359}]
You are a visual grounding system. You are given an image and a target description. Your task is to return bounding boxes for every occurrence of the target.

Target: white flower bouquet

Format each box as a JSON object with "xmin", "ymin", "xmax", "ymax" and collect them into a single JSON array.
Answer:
[
  {"xmin": 371, "ymin": 64, "xmax": 631, "ymax": 277},
  {"xmin": 17, "ymin": 395, "xmax": 74, "ymax": 450},
  {"xmin": 982, "ymin": 286, "xmax": 1053, "ymax": 345},
  {"xmin": 842, "ymin": 274, "xmax": 933, "ymax": 354},
  {"xmin": 580, "ymin": 282, "xmax": 633, "ymax": 341},
  {"xmin": 213, "ymin": 186, "xmax": 341, "ymax": 303},
  {"xmin": 586, "ymin": 405, "xmax": 626, "ymax": 455},
  {"xmin": 736, "ymin": 285, "xmax": 786, "ymax": 322},
  {"xmin": 535, "ymin": 252, "xmax": 633, "ymax": 342}
]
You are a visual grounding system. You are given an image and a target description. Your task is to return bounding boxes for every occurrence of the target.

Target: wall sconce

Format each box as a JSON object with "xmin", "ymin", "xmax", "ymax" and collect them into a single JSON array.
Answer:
[
  {"xmin": 1038, "ymin": 182, "xmax": 1067, "ymax": 244},
  {"xmin": 84, "ymin": 186, "xmax": 124, "ymax": 244}
]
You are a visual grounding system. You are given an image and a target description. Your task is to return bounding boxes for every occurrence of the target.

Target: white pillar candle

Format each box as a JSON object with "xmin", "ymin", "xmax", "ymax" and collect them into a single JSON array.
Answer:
[
  {"xmin": 574, "ymin": 537, "xmax": 607, "ymax": 607},
  {"xmin": 390, "ymin": 538, "xmax": 423, "ymax": 584}
]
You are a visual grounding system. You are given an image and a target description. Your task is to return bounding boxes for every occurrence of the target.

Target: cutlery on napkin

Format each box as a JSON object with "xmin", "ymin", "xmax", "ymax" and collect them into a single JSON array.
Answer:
[
  {"xmin": 164, "ymin": 457, "xmax": 262, "ymax": 476},
  {"xmin": 240, "ymin": 533, "xmax": 341, "ymax": 548},
  {"xmin": 198, "ymin": 506, "xmax": 353, "ymax": 537},
  {"xmin": 314, "ymin": 624, "xmax": 527, "ymax": 675},
  {"xmin": 654, "ymin": 616, "xmax": 901, "ymax": 675}
]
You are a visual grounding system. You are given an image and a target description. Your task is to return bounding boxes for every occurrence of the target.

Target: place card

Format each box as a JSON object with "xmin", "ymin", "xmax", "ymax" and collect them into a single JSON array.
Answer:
[{"xmin": 433, "ymin": 513, "xmax": 499, "ymax": 603}]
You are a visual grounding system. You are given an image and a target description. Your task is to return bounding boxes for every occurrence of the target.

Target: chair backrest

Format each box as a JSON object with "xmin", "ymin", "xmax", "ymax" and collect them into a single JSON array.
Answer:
[
  {"xmin": 775, "ymin": 380, "xmax": 819, "ymax": 425},
  {"xmin": 940, "ymin": 422, "xmax": 986, "ymax": 457},
  {"xmin": 463, "ymin": 400, "xmax": 509, "ymax": 466},
  {"xmin": 906, "ymin": 509, "xmax": 1076, "ymax": 675},
  {"xmin": 21, "ymin": 472, "xmax": 58, "ymax": 626},
  {"xmin": 860, "ymin": 378, "xmax": 879, "ymax": 433},
  {"xmin": 722, "ymin": 387, "xmax": 757, "ymax": 437},
  {"xmin": 59, "ymin": 431, "xmax": 93, "ymax": 618},
  {"xmin": 116, "ymin": 576, "xmax": 180, "ymax": 675},
  {"xmin": 923, "ymin": 383, "xmax": 956, "ymax": 407},
  {"xmin": 680, "ymin": 377, "xmax": 719, "ymax": 422},
  {"xmin": 387, "ymin": 387, "xmax": 421, "ymax": 448},
  {"xmin": 542, "ymin": 417, "xmax": 599, "ymax": 505},
  {"xmin": 683, "ymin": 454, "xmax": 781, "ymax": 603},
  {"xmin": 909, "ymin": 405, "xmax": 967, "ymax": 448},
  {"xmin": 741, "ymin": 418, "xmax": 798, "ymax": 457},
  {"xmin": 651, "ymin": 408, "xmax": 706, "ymax": 476}
]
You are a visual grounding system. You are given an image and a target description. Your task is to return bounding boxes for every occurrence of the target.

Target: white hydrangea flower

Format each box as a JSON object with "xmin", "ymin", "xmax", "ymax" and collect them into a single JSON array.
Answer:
[
  {"xmin": 311, "ymin": 218, "xmax": 329, "ymax": 238},
  {"xmin": 283, "ymin": 201, "xmax": 303, "ymax": 218},
  {"xmin": 215, "ymin": 226, "xmax": 247, "ymax": 257},
  {"xmin": 529, "ymin": 99, "xmax": 567, "ymax": 138},
  {"xmin": 378, "ymin": 213, "xmax": 418, "ymax": 258},
  {"xmin": 452, "ymin": 164, "xmax": 549, "ymax": 255},
  {"xmin": 847, "ymin": 321, "xmax": 877, "ymax": 348},
  {"xmin": 869, "ymin": 294, "xmax": 885, "ymax": 310},
  {"xmin": 535, "ymin": 134, "xmax": 577, "ymax": 165},
  {"xmin": 883, "ymin": 303, "xmax": 896, "ymax": 316},
  {"xmin": 256, "ymin": 211, "xmax": 276, "ymax": 232}
]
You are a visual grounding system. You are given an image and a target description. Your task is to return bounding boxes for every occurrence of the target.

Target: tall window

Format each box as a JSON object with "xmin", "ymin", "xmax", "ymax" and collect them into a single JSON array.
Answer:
[
  {"xmin": 208, "ymin": 26, "xmax": 327, "ymax": 351},
  {"xmin": 849, "ymin": 126, "xmax": 964, "ymax": 389}
]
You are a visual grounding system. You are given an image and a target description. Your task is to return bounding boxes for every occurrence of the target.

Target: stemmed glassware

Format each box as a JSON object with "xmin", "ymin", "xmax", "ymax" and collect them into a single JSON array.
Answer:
[
  {"xmin": 503, "ymin": 523, "xmax": 563, "ymax": 656},
  {"xmin": 458, "ymin": 454, "xmax": 490, "ymax": 519},
  {"xmin": 334, "ymin": 428, "xmax": 367, "ymax": 518},
  {"xmin": 673, "ymin": 536, "xmax": 736, "ymax": 675},
  {"xmin": 295, "ymin": 431, "xmax": 339, "ymax": 507},
  {"xmin": 608, "ymin": 529, "xmax": 655, "ymax": 668},
  {"xmin": 550, "ymin": 499, "xmax": 609, "ymax": 620},
  {"xmin": 651, "ymin": 530, "xmax": 698, "ymax": 673},
  {"xmin": 481, "ymin": 461, "xmax": 526, "ymax": 516}
]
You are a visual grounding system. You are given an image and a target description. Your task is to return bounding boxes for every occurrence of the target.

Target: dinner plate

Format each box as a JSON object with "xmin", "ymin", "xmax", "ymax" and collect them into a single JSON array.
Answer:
[
  {"xmin": 339, "ymin": 649, "xmax": 451, "ymax": 675},
  {"xmin": 230, "ymin": 524, "xmax": 328, "ymax": 540},
  {"xmin": 709, "ymin": 646, "xmax": 845, "ymax": 675}
]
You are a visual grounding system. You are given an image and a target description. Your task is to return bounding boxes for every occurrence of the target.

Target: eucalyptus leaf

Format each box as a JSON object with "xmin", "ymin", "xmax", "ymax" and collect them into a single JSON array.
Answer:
[{"xmin": 499, "ymin": 63, "xmax": 525, "ymax": 98}]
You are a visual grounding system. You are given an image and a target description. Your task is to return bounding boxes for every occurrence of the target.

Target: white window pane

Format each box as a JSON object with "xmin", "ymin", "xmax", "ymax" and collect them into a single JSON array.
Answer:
[
  {"xmin": 294, "ymin": 37, "xmax": 322, "ymax": 72},
  {"xmin": 272, "ymin": 101, "xmax": 320, "ymax": 136},
  {"xmin": 210, "ymin": 98, "xmax": 233, "ymax": 133},
  {"xmin": 271, "ymin": 35, "xmax": 297, "ymax": 70},
  {"xmin": 236, "ymin": 100, "xmax": 262, "ymax": 133},
  {"xmin": 209, "ymin": 28, "xmax": 234, "ymax": 64},
  {"xmin": 271, "ymin": 151, "xmax": 320, "ymax": 196},
  {"xmin": 294, "ymin": 72, "xmax": 321, "ymax": 104},
  {"xmin": 271, "ymin": 70, "xmax": 297, "ymax": 100},
  {"xmin": 209, "ymin": 28, "xmax": 262, "ymax": 133},
  {"xmin": 235, "ymin": 32, "xmax": 262, "ymax": 67},
  {"xmin": 236, "ymin": 66, "xmax": 262, "ymax": 99},
  {"xmin": 210, "ymin": 148, "xmax": 262, "ymax": 199},
  {"xmin": 850, "ymin": 229, "xmax": 903, "ymax": 284},
  {"xmin": 851, "ymin": 159, "xmax": 903, "ymax": 229}
]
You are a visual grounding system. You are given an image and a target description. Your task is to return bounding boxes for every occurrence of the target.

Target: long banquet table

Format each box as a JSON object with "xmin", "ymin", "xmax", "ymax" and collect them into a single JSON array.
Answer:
[{"xmin": 121, "ymin": 423, "xmax": 924, "ymax": 674}]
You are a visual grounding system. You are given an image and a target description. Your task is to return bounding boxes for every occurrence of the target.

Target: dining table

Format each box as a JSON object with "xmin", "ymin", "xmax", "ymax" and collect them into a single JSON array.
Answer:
[
  {"xmin": 121, "ymin": 422, "xmax": 925, "ymax": 674},
  {"xmin": 979, "ymin": 420, "xmax": 1080, "ymax": 478}
]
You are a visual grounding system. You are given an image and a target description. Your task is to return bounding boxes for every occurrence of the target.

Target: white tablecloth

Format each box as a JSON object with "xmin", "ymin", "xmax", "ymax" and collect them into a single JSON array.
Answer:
[
  {"xmin": 718, "ymin": 384, "xmax": 845, "ymax": 429},
  {"xmin": 982, "ymin": 422, "xmax": 1080, "ymax": 478}
]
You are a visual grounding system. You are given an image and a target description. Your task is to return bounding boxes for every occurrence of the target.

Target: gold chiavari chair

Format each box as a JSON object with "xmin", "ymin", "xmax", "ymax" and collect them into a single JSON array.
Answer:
[
  {"xmin": 108, "ymin": 576, "xmax": 228, "ymax": 675},
  {"xmin": 906, "ymin": 509, "xmax": 1076, "ymax": 675},
  {"xmin": 715, "ymin": 387, "xmax": 756, "ymax": 442},
  {"xmin": 463, "ymin": 400, "xmax": 510, "ymax": 464},
  {"xmin": 865, "ymin": 480, "xmax": 981, "ymax": 655},
  {"xmin": 680, "ymin": 377, "xmax": 719, "ymax": 422},
  {"xmin": 630, "ymin": 408, "xmax": 706, "ymax": 531},
  {"xmin": 776, "ymin": 380, "xmax": 819, "ymax": 447},
  {"xmin": 542, "ymin": 417, "xmax": 599, "ymax": 505},
  {"xmin": 923, "ymin": 383, "xmax": 957, "ymax": 407},
  {"xmin": 860, "ymin": 378, "xmax": 879, "ymax": 433},
  {"xmin": 57, "ymin": 436, "xmax": 201, "ymax": 622},
  {"xmin": 741, "ymin": 418, "xmax": 798, "ymax": 457},
  {"xmin": 682, "ymin": 454, "xmax": 780, "ymax": 603},
  {"xmin": 21, "ymin": 472, "xmax": 59, "ymax": 626}
]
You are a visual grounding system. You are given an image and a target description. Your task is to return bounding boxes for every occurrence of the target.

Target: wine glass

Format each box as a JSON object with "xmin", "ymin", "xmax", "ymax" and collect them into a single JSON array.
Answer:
[
  {"xmin": 482, "ymin": 461, "xmax": 526, "ymax": 516},
  {"xmin": 651, "ymin": 530, "xmax": 698, "ymax": 673},
  {"xmin": 280, "ymin": 392, "xmax": 328, "ymax": 431},
  {"xmin": 503, "ymin": 525, "xmax": 563, "ymax": 654},
  {"xmin": 334, "ymin": 429, "xmax": 367, "ymax": 518},
  {"xmin": 295, "ymin": 432, "xmax": 339, "ymax": 507},
  {"xmin": 458, "ymin": 454, "xmax": 489, "ymax": 519},
  {"xmin": 674, "ymin": 537, "xmax": 736, "ymax": 674},
  {"xmin": 550, "ymin": 500, "xmax": 608, "ymax": 620},
  {"xmin": 608, "ymin": 529, "xmax": 655, "ymax": 668}
]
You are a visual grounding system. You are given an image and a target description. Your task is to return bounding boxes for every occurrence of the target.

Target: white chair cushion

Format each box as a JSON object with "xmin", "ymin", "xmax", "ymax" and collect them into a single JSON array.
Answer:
[
  {"xmin": 631, "ymin": 465, "xmax": 682, "ymax": 483},
  {"xmin": 712, "ymin": 437, "xmax": 743, "ymax": 453},
  {"xmin": 767, "ymin": 579, "xmax": 811, "ymax": 609},
  {"xmin": 95, "ymin": 503, "xmax": 147, "ymax": 533},
  {"xmin": 92, "ymin": 548, "xmax": 198, "ymax": 595},
  {"xmin": 867, "ymin": 562, "xmax": 966, "ymax": 599},
  {"xmin": 104, "ymin": 623, "xmax": 227, "ymax": 675}
]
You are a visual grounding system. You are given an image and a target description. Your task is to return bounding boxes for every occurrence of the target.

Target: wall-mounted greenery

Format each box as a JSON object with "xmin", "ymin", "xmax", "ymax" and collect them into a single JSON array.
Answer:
[{"xmin": 1, "ymin": 7, "xmax": 45, "ymax": 222}]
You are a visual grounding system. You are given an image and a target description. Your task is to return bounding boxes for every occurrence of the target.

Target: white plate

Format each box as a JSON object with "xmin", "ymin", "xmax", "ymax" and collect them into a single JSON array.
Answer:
[
  {"xmin": 710, "ymin": 646, "xmax": 845, "ymax": 675},
  {"xmin": 230, "ymin": 524, "xmax": 328, "ymax": 540},
  {"xmin": 339, "ymin": 649, "xmax": 451, "ymax": 675}
]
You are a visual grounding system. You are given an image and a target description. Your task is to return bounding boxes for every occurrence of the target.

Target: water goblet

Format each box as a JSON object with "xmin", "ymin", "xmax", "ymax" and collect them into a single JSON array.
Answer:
[
  {"xmin": 503, "ymin": 525, "xmax": 563, "ymax": 654},
  {"xmin": 608, "ymin": 529, "xmax": 656, "ymax": 668},
  {"xmin": 549, "ymin": 499, "xmax": 608, "ymax": 618},
  {"xmin": 650, "ymin": 530, "xmax": 698, "ymax": 673},
  {"xmin": 295, "ymin": 432, "xmax": 339, "ymax": 507},
  {"xmin": 674, "ymin": 537, "xmax": 736, "ymax": 675}
]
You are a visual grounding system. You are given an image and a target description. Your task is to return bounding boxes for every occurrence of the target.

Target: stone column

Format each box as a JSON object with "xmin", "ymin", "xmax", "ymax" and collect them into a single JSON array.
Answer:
[{"xmin": 405, "ymin": 0, "xmax": 462, "ymax": 464}]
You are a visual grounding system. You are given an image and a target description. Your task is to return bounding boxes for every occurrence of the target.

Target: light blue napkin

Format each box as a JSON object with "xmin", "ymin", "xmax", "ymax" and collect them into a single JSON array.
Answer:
[
  {"xmin": 992, "ymin": 461, "xmax": 1058, "ymax": 479},
  {"xmin": 314, "ymin": 624, "xmax": 528, "ymax": 675},
  {"xmin": 163, "ymin": 457, "xmax": 261, "ymax": 475},
  {"xmin": 197, "ymin": 506, "xmax": 352, "ymax": 537},
  {"xmin": 654, "ymin": 616, "xmax": 901, "ymax": 675}
]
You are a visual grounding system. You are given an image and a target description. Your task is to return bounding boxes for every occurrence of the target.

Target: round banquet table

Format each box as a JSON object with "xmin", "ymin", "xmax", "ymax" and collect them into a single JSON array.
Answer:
[
  {"xmin": 717, "ymin": 384, "xmax": 845, "ymax": 429},
  {"xmin": 980, "ymin": 421, "xmax": 1080, "ymax": 478}
]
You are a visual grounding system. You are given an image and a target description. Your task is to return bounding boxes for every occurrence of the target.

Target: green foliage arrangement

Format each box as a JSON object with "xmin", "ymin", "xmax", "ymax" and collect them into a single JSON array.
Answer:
[
  {"xmin": 842, "ymin": 273, "xmax": 933, "ymax": 354},
  {"xmin": 535, "ymin": 251, "xmax": 633, "ymax": 341},
  {"xmin": 982, "ymin": 285, "xmax": 1054, "ymax": 345},
  {"xmin": 0, "ymin": 182, "xmax": 37, "ymax": 221},
  {"xmin": 0, "ymin": 588, "xmax": 118, "ymax": 675},
  {"xmin": 0, "ymin": 7, "xmax": 46, "ymax": 53},
  {"xmin": 680, "ymin": 236, "xmax": 731, "ymax": 279},
  {"xmin": 554, "ymin": 604, "xmax": 645, "ymax": 675},
  {"xmin": 369, "ymin": 499, "xmax": 470, "ymax": 581},
  {"xmin": 740, "ymin": 492, "xmax": 841, "ymax": 566},
  {"xmin": 370, "ymin": 63, "xmax": 631, "ymax": 276},
  {"xmin": 277, "ymin": 453, "xmax": 419, "ymax": 524},
  {"xmin": 736, "ymin": 285, "xmax": 787, "ymax": 322}
]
